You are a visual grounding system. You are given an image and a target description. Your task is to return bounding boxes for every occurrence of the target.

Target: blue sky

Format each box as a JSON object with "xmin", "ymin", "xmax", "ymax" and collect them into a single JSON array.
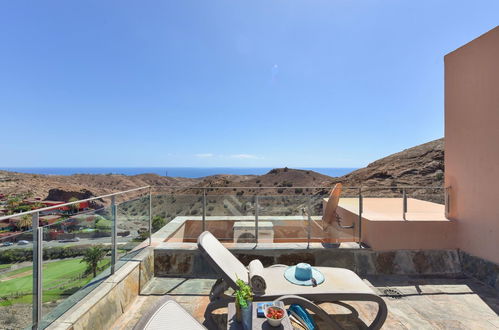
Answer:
[{"xmin": 1, "ymin": 1, "xmax": 498, "ymax": 168}]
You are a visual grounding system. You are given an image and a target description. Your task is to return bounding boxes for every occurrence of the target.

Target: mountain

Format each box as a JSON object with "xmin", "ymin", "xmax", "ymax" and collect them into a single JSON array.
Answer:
[
  {"xmin": 338, "ymin": 138, "xmax": 444, "ymax": 187},
  {"xmin": 0, "ymin": 138, "xmax": 444, "ymax": 202}
]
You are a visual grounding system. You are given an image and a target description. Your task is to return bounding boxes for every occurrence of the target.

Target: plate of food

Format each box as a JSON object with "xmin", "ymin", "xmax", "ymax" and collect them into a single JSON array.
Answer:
[{"xmin": 265, "ymin": 305, "xmax": 286, "ymax": 327}]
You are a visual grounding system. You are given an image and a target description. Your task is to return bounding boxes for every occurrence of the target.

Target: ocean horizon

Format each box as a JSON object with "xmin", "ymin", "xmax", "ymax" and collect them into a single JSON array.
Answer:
[{"xmin": 1, "ymin": 167, "xmax": 357, "ymax": 178}]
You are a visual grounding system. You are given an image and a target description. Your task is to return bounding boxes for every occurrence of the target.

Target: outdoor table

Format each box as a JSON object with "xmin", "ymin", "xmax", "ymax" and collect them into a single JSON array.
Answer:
[{"xmin": 227, "ymin": 301, "xmax": 293, "ymax": 330}]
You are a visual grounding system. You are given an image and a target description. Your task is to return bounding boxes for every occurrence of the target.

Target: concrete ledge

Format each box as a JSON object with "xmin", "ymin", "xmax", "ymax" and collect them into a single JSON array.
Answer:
[{"xmin": 45, "ymin": 246, "xmax": 155, "ymax": 330}]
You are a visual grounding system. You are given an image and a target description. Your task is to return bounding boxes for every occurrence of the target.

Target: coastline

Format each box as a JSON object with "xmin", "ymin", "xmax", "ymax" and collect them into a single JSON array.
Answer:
[{"xmin": 0, "ymin": 167, "xmax": 358, "ymax": 178}]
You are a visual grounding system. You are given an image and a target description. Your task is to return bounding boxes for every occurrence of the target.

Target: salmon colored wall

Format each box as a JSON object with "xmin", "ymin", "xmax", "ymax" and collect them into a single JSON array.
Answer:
[
  {"xmin": 445, "ymin": 26, "xmax": 499, "ymax": 264},
  {"xmin": 362, "ymin": 220, "xmax": 456, "ymax": 251},
  {"xmin": 338, "ymin": 207, "xmax": 456, "ymax": 251}
]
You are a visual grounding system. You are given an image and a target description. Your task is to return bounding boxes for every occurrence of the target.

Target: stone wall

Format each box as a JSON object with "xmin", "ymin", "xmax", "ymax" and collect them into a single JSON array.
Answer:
[
  {"xmin": 154, "ymin": 243, "xmax": 462, "ymax": 277},
  {"xmin": 459, "ymin": 250, "xmax": 499, "ymax": 290}
]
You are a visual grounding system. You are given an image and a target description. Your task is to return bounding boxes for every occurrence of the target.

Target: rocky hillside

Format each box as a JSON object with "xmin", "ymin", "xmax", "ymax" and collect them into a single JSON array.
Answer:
[{"xmin": 339, "ymin": 138, "xmax": 444, "ymax": 187}]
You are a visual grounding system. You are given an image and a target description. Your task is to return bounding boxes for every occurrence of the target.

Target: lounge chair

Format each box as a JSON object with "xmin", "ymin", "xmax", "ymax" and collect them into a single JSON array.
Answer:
[
  {"xmin": 197, "ymin": 231, "xmax": 387, "ymax": 329},
  {"xmin": 323, "ymin": 183, "xmax": 354, "ymax": 230},
  {"xmin": 133, "ymin": 295, "xmax": 206, "ymax": 330}
]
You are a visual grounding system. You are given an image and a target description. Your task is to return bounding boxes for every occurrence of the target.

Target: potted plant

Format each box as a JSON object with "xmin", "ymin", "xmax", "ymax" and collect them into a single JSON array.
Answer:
[{"xmin": 235, "ymin": 278, "xmax": 253, "ymax": 328}]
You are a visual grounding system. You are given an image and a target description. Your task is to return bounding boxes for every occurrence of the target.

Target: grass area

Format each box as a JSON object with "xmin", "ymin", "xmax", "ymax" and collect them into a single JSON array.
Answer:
[
  {"xmin": 0, "ymin": 258, "xmax": 110, "ymax": 306},
  {"xmin": 0, "ymin": 264, "xmax": 12, "ymax": 270},
  {"xmin": 0, "ymin": 265, "xmax": 32, "ymax": 277}
]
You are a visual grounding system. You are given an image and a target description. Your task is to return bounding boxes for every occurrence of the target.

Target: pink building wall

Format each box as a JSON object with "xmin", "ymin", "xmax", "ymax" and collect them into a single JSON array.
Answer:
[{"xmin": 445, "ymin": 26, "xmax": 499, "ymax": 264}]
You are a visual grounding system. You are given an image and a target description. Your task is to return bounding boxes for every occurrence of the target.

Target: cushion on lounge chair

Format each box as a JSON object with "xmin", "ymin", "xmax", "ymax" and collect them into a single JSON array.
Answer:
[
  {"xmin": 198, "ymin": 230, "xmax": 248, "ymax": 286},
  {"xmin": 133, "ymin": 296, "xmax": 205, "ymax": 330}
]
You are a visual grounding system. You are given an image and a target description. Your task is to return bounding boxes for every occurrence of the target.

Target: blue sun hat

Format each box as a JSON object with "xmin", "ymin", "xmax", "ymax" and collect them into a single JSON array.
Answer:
[{"xmin": 284, "ymin": 263, "xmax": 325, "ymax": 286}]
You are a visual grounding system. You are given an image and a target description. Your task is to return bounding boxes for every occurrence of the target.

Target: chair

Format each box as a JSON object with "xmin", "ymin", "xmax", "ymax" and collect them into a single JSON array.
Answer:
[
  {"xmin": 133, "ymin": 296, "xmax": 206, "ymax": 330},
  {"xmin": 323, "ymin": 183, "xmax": 354, "ymax": 230},
  {"xmin": 198, "ymin": 231, "xmax": 387, "ymax": 329}
]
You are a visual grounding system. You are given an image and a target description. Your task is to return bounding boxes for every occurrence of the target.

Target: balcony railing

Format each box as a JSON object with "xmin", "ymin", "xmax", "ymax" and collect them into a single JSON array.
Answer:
[
  {"xmin": 0, "ymin": 186, "xmax": 152, "ymax": 330},
  {"xmin": 0, "ymin": 185, "xmax": 445, "ymax": 329}
]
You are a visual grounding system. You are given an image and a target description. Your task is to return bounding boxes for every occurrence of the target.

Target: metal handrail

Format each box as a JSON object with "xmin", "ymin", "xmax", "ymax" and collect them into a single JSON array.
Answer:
[
  {"xmin": 151, "ymin": 185, "xmax": 445, "ymax": 190},
  {"xmin": 0, "ymin": 185, "xmax": 150, "ymax": 221}
]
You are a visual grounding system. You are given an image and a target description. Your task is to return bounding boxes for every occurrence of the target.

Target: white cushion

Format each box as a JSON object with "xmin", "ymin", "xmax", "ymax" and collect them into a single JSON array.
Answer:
[{"xmin": 143, "ymin": 300, "xmax": 205, "ymax": 330}]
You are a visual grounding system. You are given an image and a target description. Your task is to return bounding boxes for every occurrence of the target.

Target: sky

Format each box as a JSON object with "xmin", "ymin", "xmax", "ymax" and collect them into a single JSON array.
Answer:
[{"xmin": 0, "ymin": 1, "xmax": 498, "ymax": 168}]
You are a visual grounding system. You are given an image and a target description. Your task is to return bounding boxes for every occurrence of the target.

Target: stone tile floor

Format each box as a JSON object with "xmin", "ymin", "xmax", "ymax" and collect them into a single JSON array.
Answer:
[{"xmin": 111, "ymin": 275, "xmax": 499, "ymax": 330}]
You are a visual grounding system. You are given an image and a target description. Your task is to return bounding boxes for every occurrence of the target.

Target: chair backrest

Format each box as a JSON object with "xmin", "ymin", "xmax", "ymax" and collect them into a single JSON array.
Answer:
[
  {"xmin": 197, "ymin": 231, "xmax": 248, "ymax": 290},
  {"xmin": 322, "ymin": 183, "xmax": 343, "ymax": 230}
]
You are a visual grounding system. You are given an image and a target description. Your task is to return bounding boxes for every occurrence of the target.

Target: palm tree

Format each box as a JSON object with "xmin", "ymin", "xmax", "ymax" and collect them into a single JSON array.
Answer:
[
  {"xmin": 7, "ymin": 196, "xmax": 21, "ymax": 213},
  {"xmin": 68, "ymin": 197, "xmax": 80, "ymax": 215},
  {"xmin": 80, "ymin": 245, "xmax": 107, "ymax": 277},
  {"xmin": 17, "ymin": 214, "xmax": 32, "ymax": 230}
]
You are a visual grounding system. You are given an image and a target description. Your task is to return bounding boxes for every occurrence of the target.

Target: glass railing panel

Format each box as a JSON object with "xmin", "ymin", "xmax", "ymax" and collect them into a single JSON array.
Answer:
[
  {"xmin": 116, "ymin": 195, "xmax": 150, "ymax": 262},
  {"xmin": 204, "ymin": 194, "xmax": 256, "ymax": 243},
  {"xmin": 151, "ymin": 193, "xmax": 176, "ymax": 227},
  {"xmin": 154, "ymin": 194, "xmax": 203, "ymax": 243},
  {"xmin": 40, "ymin": 207, "xmax": 112, "ymax": 327},
  {"xmin": 257, "ymin": 194, "xmax": 310, "ymax": 243},
  {"xmin": 308, "ymin": 187, "xmax": 360, "ymax": 244},
  {"xmin": 0, "ymin": 230, "xmax": 34, "ymax": 329},
  {"xmin": 405, "ymin": 187, "xmax": 445, "ymax": 205}
]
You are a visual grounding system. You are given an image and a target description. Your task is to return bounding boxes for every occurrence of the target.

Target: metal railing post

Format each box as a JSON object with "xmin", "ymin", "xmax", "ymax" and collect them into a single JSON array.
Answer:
[
  {"xmin": 358, "ymin": 188, "xmax": 363, "ymax": 248},
  {"xmin": 148, "ymin": 187, "xmax": 152, "ymax": 245},
  {"xmin": 111, "ymin": 196, "xmax": 117, "ymax": 274},
  {"xmin": 32, "ymin": 211, "xmax": 42, "ymax": 329},
  {"xmin": 255, "ymin": 195, "xmax": 259, "ymax": 244},
  {"xmin": 402, "ymin": 188, "xmax": 407, "ymax": 220},
  {"xmin": 307, "ymin": 197, "xmax": 312, "ymax": 246},
  {"xmin": 202, "ymin": 189, "xmax": 206, "ymax": 232}
]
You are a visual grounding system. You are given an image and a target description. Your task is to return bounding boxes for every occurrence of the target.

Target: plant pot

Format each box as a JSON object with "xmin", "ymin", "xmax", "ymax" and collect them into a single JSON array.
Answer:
[
  {"xmin": 235, "ymin": 302, "xmax": 242, "ymax": 322},
  {"xmin": 241, "ymin": 304, "xmax": 252, "ymax": 330},
  {"xmin": 235, "ymin": 301, "xmax": 252, "ymax": 328}
]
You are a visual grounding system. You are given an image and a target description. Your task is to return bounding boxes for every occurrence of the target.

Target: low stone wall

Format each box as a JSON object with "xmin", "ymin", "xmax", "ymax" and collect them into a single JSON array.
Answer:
[
  {"xmin": 154, "ymin": 242, "xmax": 462, "ymax": 277},
  {"xmin": 459, "ymin": 250, "xmax": 499, "ymax": 289}
]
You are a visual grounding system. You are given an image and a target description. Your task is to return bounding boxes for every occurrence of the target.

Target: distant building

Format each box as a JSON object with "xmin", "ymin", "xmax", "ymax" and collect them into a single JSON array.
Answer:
[
  {"xmin": 36, "ymin": 200, "xmax": 90, "ymax": 213},
  {"xmin": 40, "ymin": 214, "xmax": 62, "ymax": 226}
]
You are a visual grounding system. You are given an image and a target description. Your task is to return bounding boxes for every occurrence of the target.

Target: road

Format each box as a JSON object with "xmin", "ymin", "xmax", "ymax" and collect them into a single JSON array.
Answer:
[{"xmin": 1, "ymin": 235, "xmax": 135, "ymax": 250}]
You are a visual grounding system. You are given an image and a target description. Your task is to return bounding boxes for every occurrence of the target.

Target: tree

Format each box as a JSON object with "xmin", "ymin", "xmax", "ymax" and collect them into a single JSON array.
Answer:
[
  {"xmin": 136, "ymin": 228, "xmax": 150, "ymax": 241},
  {"xmin": 152, "ymin": 215, "xmax": 166, "ymax": 232},
  {"xmin": 6, "ymin": 196, "xmax": 21, "ymax": 213},
  {"xmin": 80, "ymin": 245, "xmax": 106, "ymax": 277},
  {"xmin": 68, "ymin": 197, "xmax": 80, "ymax": 215},
  {"xmin": 17, "ymin": 214, "xmax": 32, "ymax": 230}
]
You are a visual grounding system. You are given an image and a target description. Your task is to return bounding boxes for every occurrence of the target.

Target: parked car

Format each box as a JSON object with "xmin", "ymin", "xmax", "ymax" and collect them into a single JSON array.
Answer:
[
  {"xmin": 2, "ymin": 242, "xmax": 13, "ymax": 247},
  {"xmin": 17, "ymin": 240, "xmax": 29, "ymax": 245}
]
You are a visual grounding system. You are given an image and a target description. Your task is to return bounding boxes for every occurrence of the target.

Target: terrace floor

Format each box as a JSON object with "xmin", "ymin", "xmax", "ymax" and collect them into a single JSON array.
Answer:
[{"xmin": 111, "ymin": 275, "xmax": 499, "ymax": 330}]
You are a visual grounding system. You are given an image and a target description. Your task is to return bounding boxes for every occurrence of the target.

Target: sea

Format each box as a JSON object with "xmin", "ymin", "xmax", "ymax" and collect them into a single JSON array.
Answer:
[{"xmin": 1, "ymin": 167, "xmax": 357, "ymax": 178}]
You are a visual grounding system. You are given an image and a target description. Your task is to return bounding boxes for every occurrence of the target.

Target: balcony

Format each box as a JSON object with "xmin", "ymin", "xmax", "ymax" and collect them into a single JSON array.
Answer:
[{"xmin": 0, "ymin": 186, "xmax": 498, "ymax": 329}]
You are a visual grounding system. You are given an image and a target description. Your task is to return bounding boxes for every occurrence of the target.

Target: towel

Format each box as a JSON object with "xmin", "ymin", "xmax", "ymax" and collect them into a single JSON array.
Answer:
[
  {"xmin": 289, "ymin": 304, "xmax": 316, "ymax": 330},
  {"xmin": 248, "ymin": 259, "xmax": 266, "ymax": 294}
]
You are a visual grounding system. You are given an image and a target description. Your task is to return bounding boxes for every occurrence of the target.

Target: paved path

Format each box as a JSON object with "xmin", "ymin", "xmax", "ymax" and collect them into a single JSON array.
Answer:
[{"xmin": 1, "ymin": 236, "xmax": 134, "ymax": 251}]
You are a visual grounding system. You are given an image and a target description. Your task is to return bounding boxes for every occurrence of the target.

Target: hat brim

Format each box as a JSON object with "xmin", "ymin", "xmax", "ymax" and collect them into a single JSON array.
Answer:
[{"xmin": 284, "ymin": 266, "xmax": 325, "ymax": 286}]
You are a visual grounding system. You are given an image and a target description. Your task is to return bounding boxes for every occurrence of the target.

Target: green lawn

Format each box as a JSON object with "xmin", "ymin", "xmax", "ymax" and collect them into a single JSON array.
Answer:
[
  {"xmin": 0, "ymin": 258, "xmax": 110, "ymax": 305},
  {"xmin": 0, "ymin": 263, "xmax": 12, "ymax": 270}
]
